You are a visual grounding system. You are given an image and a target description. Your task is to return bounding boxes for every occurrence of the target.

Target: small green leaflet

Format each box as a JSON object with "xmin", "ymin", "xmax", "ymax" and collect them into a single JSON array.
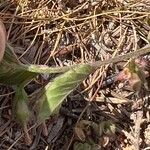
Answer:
[
  {"xmin": 35, "ymin": 64, "xmax": 94, "ymax": 123},
  {"xmin": 13, "ymin": 87, "xmax": 30, "ymax": 125},
  {"xmin": 73, "ymin": 142, "xmax": 98, "ymax": 150}
]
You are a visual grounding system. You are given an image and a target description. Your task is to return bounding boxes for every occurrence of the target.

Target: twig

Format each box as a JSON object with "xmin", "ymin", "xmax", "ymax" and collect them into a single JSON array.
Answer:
[
  {"xmin": 133, "ymin": 111, "xmax": 143, "ymax": 150},
  {"xmin": 8, "ymin": 123, "xmax": 37, "ymax": 150}
]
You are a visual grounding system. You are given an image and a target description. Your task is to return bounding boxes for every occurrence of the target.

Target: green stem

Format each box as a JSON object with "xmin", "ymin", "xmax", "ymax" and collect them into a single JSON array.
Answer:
[{"xmin": 24, "ymin": 64, "xmax": 71, "ymax": 74}]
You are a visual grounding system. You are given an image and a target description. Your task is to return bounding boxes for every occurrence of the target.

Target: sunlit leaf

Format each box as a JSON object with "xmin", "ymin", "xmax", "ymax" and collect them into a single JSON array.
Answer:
[{"xmin": 35, "ymin": 64, "xmax": 94, "ymax": 123}]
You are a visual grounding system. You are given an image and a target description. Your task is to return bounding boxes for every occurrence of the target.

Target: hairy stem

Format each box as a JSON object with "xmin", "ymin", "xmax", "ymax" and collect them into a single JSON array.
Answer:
[{"xmin": 26, "ymin": 45, "xmax": 150, "ymax": 74}]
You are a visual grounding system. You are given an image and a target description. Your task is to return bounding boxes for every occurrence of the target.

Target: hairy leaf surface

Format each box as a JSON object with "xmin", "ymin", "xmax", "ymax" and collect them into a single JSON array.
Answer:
[{"xmin": 35, "ymin": 64, "xmax": 94, "ymax": 123}]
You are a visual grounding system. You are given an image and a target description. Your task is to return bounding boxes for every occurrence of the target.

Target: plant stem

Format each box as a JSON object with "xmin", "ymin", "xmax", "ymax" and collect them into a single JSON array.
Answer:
[
  {"xmin": 24, "ymin": 64, "xmax": 71, "ymax": 74},
  {"xmin": 26, "ymin": 45, "xmax": 150, "ymax": 74},
  {"xmin": 91, "ymin": 45, "xmax": 150, "ymax": 68}
]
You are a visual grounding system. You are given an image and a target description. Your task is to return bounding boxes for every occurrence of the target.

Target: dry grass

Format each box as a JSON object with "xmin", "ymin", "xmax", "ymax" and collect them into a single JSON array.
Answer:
[{"xmin": 0, "ymin": 0, "xmax": 150, "ymax": 149}]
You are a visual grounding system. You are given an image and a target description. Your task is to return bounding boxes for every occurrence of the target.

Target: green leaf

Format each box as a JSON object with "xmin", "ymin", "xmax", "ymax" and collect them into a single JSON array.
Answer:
[
  {"xmin": 102, "ymin": 121, "xmax": 116, "ymax": 135},
  {"xmin": 0, "ymin": 44, "xmax": 38, "ymax": 86},
  {"xmin": 0, "ymin": 64, "xmax": 37, "ymax": 85},
  {"xmin": 73, "ymin": 142, "xmax": 93, "ymax": 150},
  {"xmin": 0, "ymin": 44, "xmax": 73, "ymax": 86},
  {"xmin": 90, "ymin": 120, "xmax": 116, "ymax": 137},
  {"xmin": 73, "ymin": 142, "xmax": 99, "ymax": 150},
  {"xmin": 13, "ymin": 87, "xmax": 30, "ymax": 125},
  {"xmin": 35, "ymin": 64, "xmax": 94, "ymax": 123},
  {"xmin": 3, "ymin": 44, "xmax": 20, "ymax": 64},
  {"xmin": 13, "ymin": 86, "xmax": 32, "ymax": 145}
]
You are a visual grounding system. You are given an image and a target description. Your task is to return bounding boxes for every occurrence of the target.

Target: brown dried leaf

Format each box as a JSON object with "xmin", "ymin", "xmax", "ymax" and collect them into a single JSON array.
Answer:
[
  {"xmin": 123, "ymin": 145, "xmax": 134, "ymax": 150},
  {"xmin": 96, "ymin": 97, "xmax": 131, "ymax": 104},
  {"xmin": 116, "ymin": 60, "xmax": 148, "ymax": 93},
  {"xmin": 74, "ymin": 127, "xmax": 86, "ymax": 142}
]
